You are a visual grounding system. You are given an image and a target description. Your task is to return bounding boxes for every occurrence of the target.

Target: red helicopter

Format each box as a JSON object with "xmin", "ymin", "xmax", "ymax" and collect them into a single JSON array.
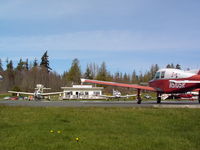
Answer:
[{"xmin": 81, "ymin": 68, "xmax": 200, "ymax": 104}]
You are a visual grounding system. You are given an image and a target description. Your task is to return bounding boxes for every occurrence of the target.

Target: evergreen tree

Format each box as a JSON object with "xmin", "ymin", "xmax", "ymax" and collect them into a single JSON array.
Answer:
[
  {"xmin": 84, "ymin": 65, "xmax": 93, "ymax": 79},
  {"xmin": 16, "ymin": 58, "xmax": 24, "ymax": 71},
  {"xmin": 166, "ymin": 64, "xmax": 171, "ymax": 68},
  {"xmin": 123, "ymin": 73, "xmax": 130, "ymax": 83},
  {"xmin": 5, "ymin": 58, "xmax": 9, "ymax": 68},
  {"xmin": 7, "ymin": 60, "xmax": 13, "ymax": 70},
  {"xmin": 138, "ymin": 71, "xmax": 144, "ymax": 82},
  {"xmin": 131, "ymin": 70, "xmax": 138, "ymax": 83},
  {"xmin": 67, "ymin": 58, "xmax": 81, "ymax": 84},
  {"xmin": 114, "ymin": 72, "xmax": 121, "ymax": 82},
  {"xmin": 170, "ymin": 63, "xmax": 175, "ymax": 68},
  {"xmin": 40, "ymin": 51, "xmax": 51, "ymax": 72},
  {"xmin": 88, "ymin": 62, "xmax": 99, "ymax": 78},
  {"xmin": 150, "ymin": 64, "xmax": 159, "ymax": 79},
  {"xmin": 166, "ymin": 63, "xmax": 175, "ymax": 68},
  {"xmin": 25, "ymin": 59, "xmax": 29, "ymax": 70},
  {"xmin": 33, "ymin": 58, "xmax": 38, "ymax": 67},
  {"xmin": 5, "ymin": 60, "xmax": 15, "ymax": 89},
  {"xmin": 176, "ymin": 64, "xmax": 181, "ymax": 69},
  {"xmin": 0, "ymin": 59, "xmax": 3, "ymax": 71},
  {"xmin": 96, "ymin": 62, "xmax": 108, "ymax": 81},
  {"xmin": 155, "ymin": 64, "xmax": 159, "ymax": 72}
]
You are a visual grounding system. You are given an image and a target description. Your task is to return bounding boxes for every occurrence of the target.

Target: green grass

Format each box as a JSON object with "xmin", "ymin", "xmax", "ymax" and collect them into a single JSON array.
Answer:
[
  {"xmin": 0, "ymin": 93, "xmax": 11, "ymax": 99},
  {"xmin": 0, "ymin": 106, "xmax": 200, "ymax": 150}
]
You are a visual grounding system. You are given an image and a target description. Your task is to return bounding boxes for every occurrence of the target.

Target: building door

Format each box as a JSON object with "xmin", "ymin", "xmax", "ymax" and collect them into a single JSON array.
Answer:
[{"xmin": 76, "ymin": 92, "xmax": 79, "ymax": 98}]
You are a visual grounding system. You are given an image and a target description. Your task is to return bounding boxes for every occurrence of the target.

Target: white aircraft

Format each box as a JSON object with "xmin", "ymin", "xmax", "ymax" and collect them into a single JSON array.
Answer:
[
  {"xmin": 8, "ymin": 84, "xmax": 62, "ymax": 100},
  {"xmin": 100, "ymin": 89, "xmax": 136, "ymax": 99}
]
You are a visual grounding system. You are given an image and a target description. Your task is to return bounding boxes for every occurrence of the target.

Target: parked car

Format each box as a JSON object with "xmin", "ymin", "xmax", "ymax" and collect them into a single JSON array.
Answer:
[
  {"xmin": 3, "ymin": 96, "xmax": 11, "ymax": 100},
  {"xmin": 18, "ymin": 96, "xmax": 24, "ymax": 100}
]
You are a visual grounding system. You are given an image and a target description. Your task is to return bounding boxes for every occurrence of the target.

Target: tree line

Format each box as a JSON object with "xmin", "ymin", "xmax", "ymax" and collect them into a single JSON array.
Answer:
[{"xmin": 0, "ymin": 51, "xmax": 182, "ymax": 93}]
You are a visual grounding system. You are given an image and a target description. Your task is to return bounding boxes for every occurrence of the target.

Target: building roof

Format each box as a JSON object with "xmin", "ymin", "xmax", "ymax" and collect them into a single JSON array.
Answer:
[{"xmin": 61, "ymin": 85, "xmax": 104, "ymax": 90}]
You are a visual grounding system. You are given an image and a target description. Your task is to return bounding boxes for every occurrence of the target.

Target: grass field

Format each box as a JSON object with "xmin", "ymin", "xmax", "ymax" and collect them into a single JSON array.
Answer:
[{"xmin": 0, "ymin": 106, "xmax": 200, "ymax": 150}]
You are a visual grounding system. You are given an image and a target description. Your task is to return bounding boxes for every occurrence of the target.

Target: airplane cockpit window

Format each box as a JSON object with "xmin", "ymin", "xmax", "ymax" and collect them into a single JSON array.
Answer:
[
  {"xmin": 161, "ymin": 71, "xmax": 165, "ymax": 79},
  {"xmin": 155, "ymin": 72, "xmax": 160, "ymax": 79}
]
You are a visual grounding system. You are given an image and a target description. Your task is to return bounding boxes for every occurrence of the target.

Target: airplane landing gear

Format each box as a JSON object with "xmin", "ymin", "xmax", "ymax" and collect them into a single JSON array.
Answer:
[
  {"xmin": 198, "ymin": 91, "xmax": 200, "ymax": 104},
  {"xmin": 137, "ymin": 98, "xmax": 142, "ymax": 104},
  {"xmin": 157, "ymin": 97, "xmax": 161, "ymax": 104},
  {"xmin": 137, "ymin": 89, "xmax": 142, "ymax": 104},
  {"xmin": 157, "ymin": 92, "xmax": 161, "ymax": 104}
]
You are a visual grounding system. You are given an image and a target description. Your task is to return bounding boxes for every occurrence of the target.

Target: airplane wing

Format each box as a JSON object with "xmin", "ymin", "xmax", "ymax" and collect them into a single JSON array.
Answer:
[
  {"xmin": 170, "ymin": 80, "xmax": 200, "ymax": 84},
  {"xmin": 99, "ymin": 95, "xmax": 116, "ymax": 98},
  {"xmin": 8, "ymin": 91, "xmax": 34, "ymax": 95},
  {"xmin": 99, "ymin": 94, "xmax": 136, "ymax": 98},
  {"xmin": 41, "ymin": 92, "xmax": 63, "ymax": 96},
  {"xmin": 125, "ymin": 94, "xmax": 137, "ymax": 97},
  {"xmin": 81, "ymin": 79, "xmax": 156, "ymax": 91}
]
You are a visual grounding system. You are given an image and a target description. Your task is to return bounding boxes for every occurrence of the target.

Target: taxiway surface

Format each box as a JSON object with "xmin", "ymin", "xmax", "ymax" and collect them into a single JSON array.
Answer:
[{"xmin": 0, "ymin": 100, "xmax": 200, "ymax": 108}]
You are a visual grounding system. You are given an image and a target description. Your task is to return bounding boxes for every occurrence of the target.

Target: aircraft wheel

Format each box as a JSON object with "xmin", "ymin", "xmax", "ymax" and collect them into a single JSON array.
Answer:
[
  {"xmin": 137, "ymin": 99, "xmax": 142, "ymax": 104},
  {"xmin": 157, "ymin": 97, "xmax": 161, "ymax": 104}
]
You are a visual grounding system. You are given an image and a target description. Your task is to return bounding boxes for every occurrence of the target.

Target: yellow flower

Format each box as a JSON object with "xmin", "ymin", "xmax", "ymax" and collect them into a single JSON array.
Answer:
[
  {"xmin": 57, "ymin": 130, "xmax": 61, "ymax": 134},
  {"xmin": 50, "ymin": 130, "xmax": 54, "ymax": 133}
]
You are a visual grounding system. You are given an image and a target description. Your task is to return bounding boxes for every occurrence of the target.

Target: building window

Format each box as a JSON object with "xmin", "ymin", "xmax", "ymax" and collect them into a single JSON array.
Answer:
[{"xmin": 94, "ymin": 91, "xmax": 100, "ymax": 96}]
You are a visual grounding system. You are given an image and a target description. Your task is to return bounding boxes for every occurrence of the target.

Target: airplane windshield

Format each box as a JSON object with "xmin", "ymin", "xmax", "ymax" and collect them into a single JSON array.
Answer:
[
  {"xmin": 161, "ymin": 71, "xmax": 165, "ymax": 79},
  {"xmin": 154, "ymin": 72, "xmax": 160, "ymax": 79}
]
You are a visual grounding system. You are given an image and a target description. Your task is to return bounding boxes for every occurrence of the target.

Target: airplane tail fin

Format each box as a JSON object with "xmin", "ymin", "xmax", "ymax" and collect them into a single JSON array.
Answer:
[{"xmin": 198, "ymin": 70, "xmax": 200, "ymax": 75}]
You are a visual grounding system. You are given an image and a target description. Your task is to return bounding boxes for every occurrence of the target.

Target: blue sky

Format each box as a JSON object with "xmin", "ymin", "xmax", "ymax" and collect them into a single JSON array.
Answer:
[{"xmin": 0, "ymin": 0, "xmax": 200, "ymax": 74}]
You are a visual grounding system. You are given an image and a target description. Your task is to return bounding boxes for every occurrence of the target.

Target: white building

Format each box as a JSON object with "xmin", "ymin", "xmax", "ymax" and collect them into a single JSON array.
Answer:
[{"xmin": 61, "ymin": 85, "xmax": 104, "ymax": 100}]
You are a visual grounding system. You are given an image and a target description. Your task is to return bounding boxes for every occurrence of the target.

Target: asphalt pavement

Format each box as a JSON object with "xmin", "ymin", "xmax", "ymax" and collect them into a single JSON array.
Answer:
[{"xmin": 0, "ymin": 100, "xmax": 200, "ymax": 108}]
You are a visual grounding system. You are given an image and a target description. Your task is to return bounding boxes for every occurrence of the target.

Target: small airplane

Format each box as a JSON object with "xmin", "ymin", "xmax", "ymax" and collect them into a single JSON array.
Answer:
[
  {"xmin": 100, "ymin": 89, "xmax": 136, "ymax": 99},
  {"xmin": 161, "ymin": 93, "xmax": 193, "ymax": 100},
  {"xmin": 81, "ymin": 68, "xmax": 200, "ymax": 104},
  {"xmin": 161, "ymin": 89, "xmax": 200, "ymax": 100},
  {"xmin": 8, "ymin": 84, "xmax": 62, "ymax": 100}
]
